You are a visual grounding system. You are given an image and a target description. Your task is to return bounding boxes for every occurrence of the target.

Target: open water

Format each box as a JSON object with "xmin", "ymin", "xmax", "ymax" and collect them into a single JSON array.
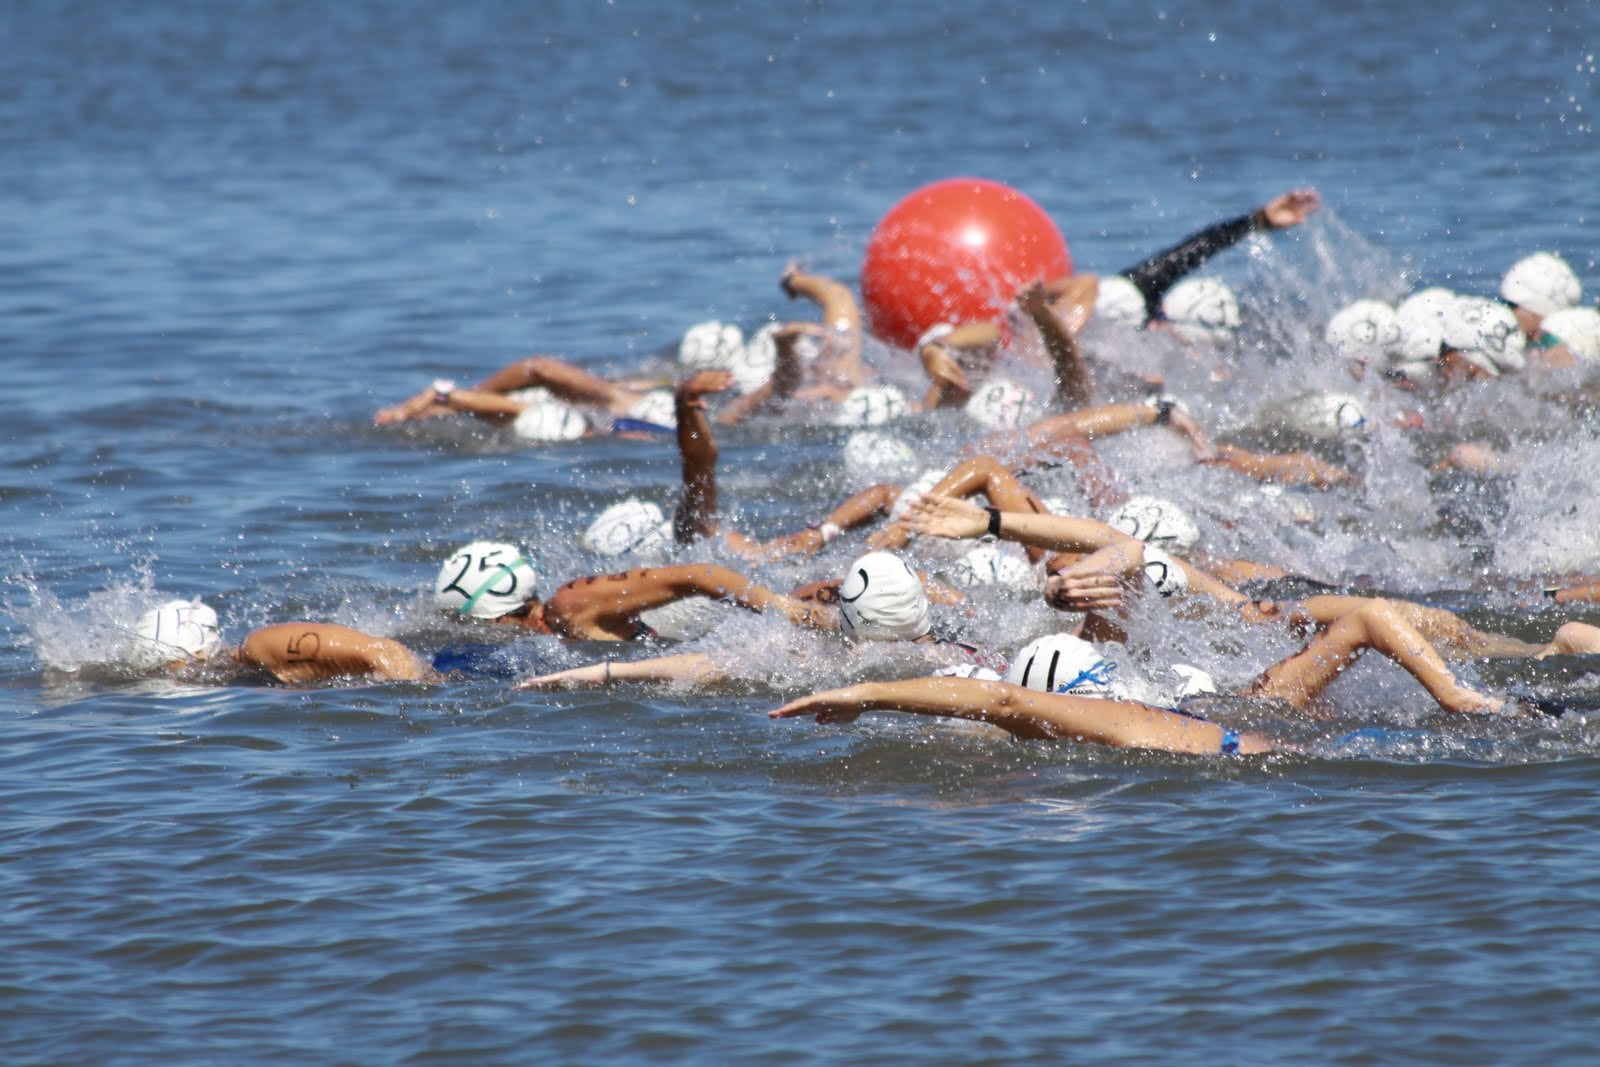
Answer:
[{"xmin": 4, "ymin": 2, "xmax": 1600, "ymax": 1064}]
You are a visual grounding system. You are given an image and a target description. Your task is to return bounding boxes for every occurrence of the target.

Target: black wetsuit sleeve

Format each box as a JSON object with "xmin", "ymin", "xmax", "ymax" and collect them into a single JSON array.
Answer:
[{"xmin": 1117, "ymin": 211, "xmax": 1264, "ymax": 319}]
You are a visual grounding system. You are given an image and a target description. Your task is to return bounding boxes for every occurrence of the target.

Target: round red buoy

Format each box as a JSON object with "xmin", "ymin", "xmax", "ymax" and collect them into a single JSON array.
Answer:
[{"xmin": 861, "ymin": 177, "xmax": 1072, "ymax": 350}]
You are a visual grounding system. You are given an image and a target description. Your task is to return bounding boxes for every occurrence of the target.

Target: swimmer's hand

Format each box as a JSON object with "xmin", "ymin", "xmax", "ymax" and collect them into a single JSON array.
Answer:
[
  {"xmin": 919, "ymin": 341, "xmax": 970, "ymax": 394},
  {"xmin": 1260, "ymin": 188, "xmax": 1320, "ymax": 228},
  {"xmin": 1044, "ymin": 571, "xmax": 1125, "ymax": 612},
  {"xmin": 676, "ymin": 369, "xmax": 735, "ymax": 408},
  {"xmin": 514, "ymin": 664, "xmax": 607, "ymax": 691},
  {"xmin": 905, "ymin": 493, "xmax": 987, "ymax": 541},
  {"xmin": 769, "ymin": 689, "xmax": 866, "ymax": 725}
]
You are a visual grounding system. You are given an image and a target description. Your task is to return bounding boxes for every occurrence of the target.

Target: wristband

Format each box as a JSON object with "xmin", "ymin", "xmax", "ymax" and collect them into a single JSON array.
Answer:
[
  {"xmin": 984, "ymin": 506, "xmax": 1003, "ymax": 540},
  {"xmin": 432, "ymin": 378, "xmax": 456, "ymax": 404},
  {"xmin": 818, "ymin": 521, "xmax": 842, "ymax": 545},
  {"xmin": 1154, "ymin": 399, "xmax": 1173, "ymax": 425}
]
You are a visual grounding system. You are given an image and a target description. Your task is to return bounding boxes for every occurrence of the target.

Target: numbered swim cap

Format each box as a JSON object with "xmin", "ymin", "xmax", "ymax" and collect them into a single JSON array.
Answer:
[
  {"xmin": 1109, "ymin": 495, "xmax": 1200, "ymax": 552},
  {"xmin": 1442, "ymin": 297, "xmax": 1527, "ymax": 376},
  {"xmin": 678, "ymin": 320, "xmax": 746, "ymax": 370},
  {"xmin": 1141, "ymin": 547, "xmax": 1189, "ymax": 598},
  {"xmin": 1501, "ymin": 252, "xmax": 1581, "ymax": 318},
  {"xmin": 581, "ymin": 498, "xmax": 673, "ymax": 558},
  {"xmin": 1324, "ymin": 300, "xmax": 1402, "ymax": 367},
  {"xmin": 1542, "ymin": 307, "xmax": 1600, "ymax": 364},
  {"xmin": 1162, "ymin": 277, "xmax": 1241, "ymax": 346},
  {"xmin": 434, "ymin": 542, "xmax": 540, "ymax": 619},
  {"xmin": 1005, "ymin": 632, "xmax": 1115, "ymax": 696},
  {"xmin": 127, "ymin": 598, "xmax": 223, "ymax": 670},
  {"xmin": 837, "ymin": 550, "xmax": 931, "ymax": 641},
  {"xmin": 832, "ymin": 384, "xmax": 909, "ymax": 428},
  {"xmin": 964, "ymin": 377, "xmax": 1036, "ymax": 430},
  {"xmin": 1094, "ymin": 274, "xmax": 1149, "ymax": 327},
  {"xmin": 944, "ymin": 543, "xmax": 1036, "ymax": 591}
]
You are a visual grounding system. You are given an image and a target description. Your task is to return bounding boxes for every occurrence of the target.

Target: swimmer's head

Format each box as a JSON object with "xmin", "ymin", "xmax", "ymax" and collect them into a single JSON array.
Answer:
[
  {"xmin": 678, "ymin": 320, "xmax": 746, "ymax": 370},
  {"xmin": 1279, "ymin": 391, "xmax": 1368, "ymax": 440},
  {"xmin": 1501, "ymin": 252, "xmax": 1581, "ymax": 319},
  {"xmin": 1109, "ymin": 495, "xmax": 1200, "ymax": 552},
  {"xmin": 1324, "ymin": 299, "xmax": 1402, "ymax": 368},
  {"xmin": 1441, "ymin": 296, "xmax": 1527, "ymax": 376},
  {"xmin": 832, "ymin": 384, "xmax": 909, "ymax": 428},
  {"xmin": 581, "ymin": 498, "xmax": 673, "ymax": 559},
  {"xmin": 843, "ymin": 430, "xmax": 918, "ymax": 479},
  {"xmin": 434, "ymin": 541, "xmax": 540, "ymax": 619},
  {"xmin": 1542, "ymin": 307, "xmax": 1600, "ymax": 364},
  {"xmin": 511, "ymin": 397, "xmax": 588, "ymax": 441},
  {"xmin": 964, "ymin": 377, "xmax": 1036, "ymax": 430},
  {"xmin": 837, "ymin": 550, "xmax": 931, "ymax": 642},
  {"xmin": 889, "ymin": 468, "xmax": 948, "ymax": 524},
  {"xmin": 1161, "ymin": 277, "xmax": 1241, "ymax": 347},
  {"xmin": 1005, "ymin": 632, "xmax": 1115, "ymax": 696},
  {"xmin": 1169, "ymin": 663, "xmax": 1219, "ymax": 700},
  {"xmin": 726, "ymin": 336, "xmax": 777, "ymax": 395},
  {"xmin": 1391, "ymin": 287, "xmax": 1456, "ymax": 377},
  {"xmin": 942, "ymin": 543, "xmax": 1036, "ymax": 591},
  {"xmin": 624, "ymin": 390, "xmax": 677, "ymax": 431},
  {"xmin": 1094, "ymin": 275, "xmax": 1149, "ymax": 327},
  {"xmin": 1141, "ymin": 547, "xmax": 1189, "ymax": 598},
  {"xmin": 126, "ymin": 598, "xmax": 223, "ymax": 670}
]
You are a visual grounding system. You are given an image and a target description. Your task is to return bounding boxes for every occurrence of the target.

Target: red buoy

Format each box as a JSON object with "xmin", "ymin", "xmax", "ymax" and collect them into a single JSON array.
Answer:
[{"xmin": 861, "ymin": 178, "xmax": 1072, "ymax": 350}]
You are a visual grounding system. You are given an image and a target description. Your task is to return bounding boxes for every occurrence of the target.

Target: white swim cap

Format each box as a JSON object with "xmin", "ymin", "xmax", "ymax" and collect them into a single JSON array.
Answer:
[
  {"xmin": 1324, "ymin": 299, "xmax": 1402, "ymax": 367},
  {"xmin": 678, "ymin": 320, "xmax": 746, "ymax": 370},
  {"xmin": 434, "ymin": 541, "xmax": 540, "ymax": 619},
  {"xmin": 889, "ymin": 468, "xmax": 948, "ymax": 523},
  {"xmin": 1094, "ymin": 274, "xmax": 1148, "ymax": 327},
  {"xmin": 964, "ymin": 377, "xmax": 1036, "ymax": 430},
  {"xmin": 843, "ymin": 430, "xmax": 918, "ymax": 478},
  {"xmin": 511, "ymin": 396, "xmax": 588, "ymax": 441},
  {"xmin": 1393, "ymin": 287, "xmax": 1456, "ymax": 372},
  {"xmin": 1501, "ymin": 252, "xmax": 1581, "ymax": 318},
  {"xmin": 127, "ymin": 598, "xmax": 223, "ymax": 670},
  {"xmin": 1169, "ymin": 663, "xmax": 1218, "ymax": 699},
  {"xmin": 1141, "ymin": 547, "xmax": 1189, "ymax": 598},
  {"xmin": 1162, "ymin": 277, "xmax": 1241, "ymax": 346},
  {"xmin": 1005, "ymin": 632, "xmax": 1115, "ymax": 696},
  {"xmin": 832, "ymin": 384, "xmax": 909, "ymax": 428},
  {"xmin": 1278, "ymin": 391, "xmax": 1368, "ymax": 440},
  {"xmin": 1441, "ymin": 297, "xmax": 1527, "ymax": 376},
  {"xmin": 943, "ymin": 543, "xmax": 1036, "ymax": 591},
  {"xmin": 1541, "ymin": 307, "xmax": 1600, "ymax": 364},
  {"xmin": 625, "ymin": 389, "xmax": 677, "ymax": 430},
  {"xmin": 837, "ymin": 550, "xmax": 931, "ymax": 641},
  {"xmin": 581, "ymin": 498, "xmax": 673, "ymax": 558},
  {"xmin": 1109, "ymin": 495, "xmax": 1200, "ymax": 552}
]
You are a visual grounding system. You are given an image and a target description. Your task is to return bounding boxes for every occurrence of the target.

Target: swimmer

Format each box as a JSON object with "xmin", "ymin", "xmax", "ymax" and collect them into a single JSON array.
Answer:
[
  {"xmin": 372, "ymin": 376, "xmax": 668, "ymax": 443},
  {"xmin": 668, "ymin": 369, "xmax": 902, "ymax": 562},
  {"xmin": 432, "ymin": 540, "xmax": 834, "ymax": 640},
  {"xmin": 902, "ymin": 493, "xmax": 1563, "ymax": 716},
  {"xmin": 514, "ymin": 550, "xmax": 991, "ymax": 690},
  {"xmin": 125, "ymin": 599, "xmax": 434, "ymax": 684},
  {"xmin": 375, "ymin": 356, "xmax": 673, "ymax": 429}
]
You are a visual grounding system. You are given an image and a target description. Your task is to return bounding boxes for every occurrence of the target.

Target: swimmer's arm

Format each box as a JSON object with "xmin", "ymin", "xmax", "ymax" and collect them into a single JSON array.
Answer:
[
  {"xmin": 474, "ymin": 356, "xmax": 632, "ymax": 410},
  {"xmin": 515, "ymin": 652, "xmax": 721, "ymax": 691},
  {"xmin": 1016, "ymin": 281, "xmax": 1090, "ymax": 410},
  {"xmin": 673, "ymin": 370, "xmax": 734, "ymax": 543},
  {"xmin": 770, "ymin": 677, "xmax": 1274, "ymax": 754},
  {"xmin": 732, "ymin": 484, "xmax": 900, "ymax": 564},
  {"xmin": 235, "ymin": 623, "xmax": 431, "ymax": 684},
  {"xmin": 1547, "ymin": 581, "xmax": 1600, "ymax": 606},
  {"xmin": 1201, "ymin": 443, "xmax": 1353, "ymax": 489},
  {"xmin": 435, "ymin": 387, "xmax": 526, "ymax": 422},
  {"xmin": 907, "ymin": 493, "xmax": 1136, "ymax": 554}
]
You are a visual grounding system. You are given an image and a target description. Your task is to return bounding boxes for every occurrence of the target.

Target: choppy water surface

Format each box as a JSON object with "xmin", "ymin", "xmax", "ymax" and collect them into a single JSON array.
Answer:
[{"xmin": 4, "ymin": 2, "xmax": 1600, "ymax": 1063}]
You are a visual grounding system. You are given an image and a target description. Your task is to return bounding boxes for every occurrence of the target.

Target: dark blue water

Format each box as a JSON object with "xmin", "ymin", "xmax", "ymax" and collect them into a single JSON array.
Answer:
[{"xmin": 5, "ymin": 2, "xmax": 1600, "ymax": 1063}]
